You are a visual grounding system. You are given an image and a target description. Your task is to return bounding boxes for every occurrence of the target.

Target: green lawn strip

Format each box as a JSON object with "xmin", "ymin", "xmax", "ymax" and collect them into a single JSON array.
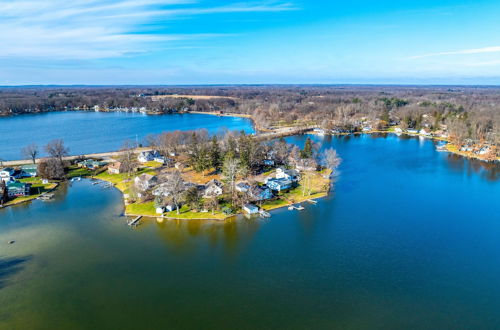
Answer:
[
  {"xmin": 96, "ymin": 168, "xmax": 156, "ymax": 191},
  {"xmin": 143, "ymin": 161, "xmax": 163, "ymax": 168},
  {"xmin": 66, "ymin": 165, "xmax": 92, "ymax": 178},
  {"xmin": 125, "ymin": 203, "xmax": 228, "ymax": 220},
  {"xmin": 125, "ymin": 201, "xmax": 156, "ymax": 216}
]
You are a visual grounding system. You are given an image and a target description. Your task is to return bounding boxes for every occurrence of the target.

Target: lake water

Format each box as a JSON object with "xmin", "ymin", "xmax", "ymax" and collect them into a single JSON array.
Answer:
[
  {"xmin": 1, "ymin": 134, "xmax": 499, "ymax": 329},
  {"xmin": 0, "ymin": 111, "xmax": 254, "ymax": 160}
]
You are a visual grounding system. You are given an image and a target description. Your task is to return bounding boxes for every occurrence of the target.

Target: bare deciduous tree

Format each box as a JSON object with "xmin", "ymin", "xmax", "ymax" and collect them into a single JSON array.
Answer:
[
  {"xmin": 22, "ymin": 143, "xmax": 39, "ymax": 164},
  {"xmin": 45, "ymin": 139, "xmax": 69, "ymax": 164},
  {"xmin": 119, "ymin": 140, "xmax": 138, "ymax": 178},
  {"xmin": 322, "ymin": 148, "xmax": 342, "ymax": 174},
  {"xmin": 163, "ymin": 170, "xmax": 185, "ymax": 214}
]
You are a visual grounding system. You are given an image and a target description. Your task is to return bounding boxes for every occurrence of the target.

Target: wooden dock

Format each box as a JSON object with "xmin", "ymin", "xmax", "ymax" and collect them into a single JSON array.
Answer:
[{"xmin": 128, "ymin": 216, "xmax": 142, "ymax": 227}]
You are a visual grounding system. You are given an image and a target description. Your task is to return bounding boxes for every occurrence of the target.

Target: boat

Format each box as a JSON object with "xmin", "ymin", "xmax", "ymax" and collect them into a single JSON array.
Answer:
[
  {"xmin": 259, "ymin": 210, "xmax": 271, "ymax": 218},
  {"xmin": 37, "ymin": 193, "xmax": 54, "ymax": 201},
  {"xmin": 436, "ymin": 144, "xmax": 448, "ymax": 152}
]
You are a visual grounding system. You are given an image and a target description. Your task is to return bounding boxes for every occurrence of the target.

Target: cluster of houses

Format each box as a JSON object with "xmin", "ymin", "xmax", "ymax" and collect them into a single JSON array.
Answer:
[
  {"xmin": 458, "ymin": 139, "xmax": 493, "ymax": 156},
  {"xmin": 0, "ymin": 164, "xmax": 37, "ymax": 200},
  {"xmin": 127, "ymin": 163, "xmax": 302, "ymax": 215}
]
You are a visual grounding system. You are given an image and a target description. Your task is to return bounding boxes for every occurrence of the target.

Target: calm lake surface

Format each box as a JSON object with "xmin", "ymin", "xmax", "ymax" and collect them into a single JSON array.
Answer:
[
  {"xmin": 1, "ymin": 134, "xmax": 499, "ymax": 329},
  {"xmin": 0, "ymin": 111, "xmax": 254, "ymax": 160}
]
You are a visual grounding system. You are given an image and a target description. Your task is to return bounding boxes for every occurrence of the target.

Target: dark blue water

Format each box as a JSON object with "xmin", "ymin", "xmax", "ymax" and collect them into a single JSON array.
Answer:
[
  {"xmin": 0, "ymin": 134, "xmax": 499, "ymax": 329},
  {"xmin": 0, "ymin": 111, "xmax": 254, "ymax": 160}
]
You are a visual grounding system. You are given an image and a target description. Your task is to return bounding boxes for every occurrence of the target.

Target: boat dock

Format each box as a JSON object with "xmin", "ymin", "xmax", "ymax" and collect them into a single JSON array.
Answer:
[
  {"xmin": 128, "ymin": 216, "xmax": 142, "ymax": 227},
  {"xmin": 288, "ymin": 204, "xmax": 305, "ymax": 211}
]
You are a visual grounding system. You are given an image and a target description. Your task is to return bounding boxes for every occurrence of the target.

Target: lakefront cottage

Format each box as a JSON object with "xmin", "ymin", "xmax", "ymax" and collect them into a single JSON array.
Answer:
[
  {"xmin": 266, "ymin": 178, "xmax": 293, "ymax": 192},
  {"xmin": 0, "ymin": 168, "xmax": 16, "ymax": 182},
  {"xmin": 203, "ymin": 179, "xmax": 223, "ymax": 198},
  {"xmin": 138, "ymin": 150, "xmax": 162, "ymax": 163},
  {"xmin": 249, "ymin": 185, "xmax": 273, "ymax": 201},
  {"xmin": 107, "ymin": 162, "xmax": 123, "ymax": 174},
  {"xmin": 77, "ymin": 159, "xmax": 106, "ymax": 170},
  {"xmin": 21, "ymin": 164, "xmax": 37, "ymax": 177},
  {"xmin": 7, "ymin": 181, "xmax": 31, "ymax": 198},
  {"xmin": 134, "ymin": 174, "xmax": 158, "ymax": 192},
  {"xmin": 243, "ymin": 203, "xmax": 259, "ymax": 214},
  {"xmin": 276, "ymin": 168, "xmax": 300, "ymax": 182}
]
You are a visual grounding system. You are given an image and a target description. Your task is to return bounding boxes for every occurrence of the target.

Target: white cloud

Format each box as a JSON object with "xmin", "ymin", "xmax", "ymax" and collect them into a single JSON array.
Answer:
[
  {"xmin": 410, "ymin": 46, "xmax": 500, "ymax": 59},
  {"xmin": 0, "ymin": 0, "xmax": 296, "ymax": 60}
]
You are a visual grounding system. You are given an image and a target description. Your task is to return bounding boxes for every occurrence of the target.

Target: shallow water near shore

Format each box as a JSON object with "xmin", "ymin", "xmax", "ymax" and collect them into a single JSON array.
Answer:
[
  {"xmin": 0, "ymin": 111, "xmax": 254, "ymax": 160},
  {"xmin": 1, "ymin": 134, "xmax": 499, "ymax": 329}
]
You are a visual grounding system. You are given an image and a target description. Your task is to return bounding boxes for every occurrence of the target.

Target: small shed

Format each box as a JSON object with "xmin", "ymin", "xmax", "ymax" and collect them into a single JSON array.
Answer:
[{"xmin": 243, "ymin": 204, "xmax": 259, "ymax": 214}]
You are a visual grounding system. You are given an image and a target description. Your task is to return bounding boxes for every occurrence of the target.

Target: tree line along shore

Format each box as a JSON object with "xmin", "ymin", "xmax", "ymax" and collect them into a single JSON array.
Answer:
[
  {"xmin": 0, "ymin": 131, "xmax": 341, "ymax": 220},
  {"xmin": 1, "ymin": 85, "xmax": 498, "ymax": 160}
]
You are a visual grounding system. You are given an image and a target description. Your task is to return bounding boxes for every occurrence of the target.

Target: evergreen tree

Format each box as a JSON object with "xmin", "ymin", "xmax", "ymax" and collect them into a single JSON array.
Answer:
[
  {"xmin": 301, "ymin": 137, "xmax": 314, "ymax": 159},
  {"xmin": 209, "ymin": 136, "xmax": 221, "ymax": 171}
]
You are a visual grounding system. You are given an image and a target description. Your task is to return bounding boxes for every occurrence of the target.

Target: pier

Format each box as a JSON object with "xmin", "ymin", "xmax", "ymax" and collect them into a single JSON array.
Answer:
[{"xmin": 128, "ymin": 216, "xmax": 142, "ymax": 227}]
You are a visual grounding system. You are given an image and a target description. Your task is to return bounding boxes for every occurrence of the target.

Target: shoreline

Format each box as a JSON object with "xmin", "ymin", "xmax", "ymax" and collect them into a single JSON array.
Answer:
[
  {"xmin": 309, "ymin": 130, "xmax": 499, "ymax": 163},
  {"xmin": 0, "ymin": 182, "xmax": 59, "ymax": 209},
  {"xmin": 95, "ymin": 170, "xmax": 332, "ymax": 221}
]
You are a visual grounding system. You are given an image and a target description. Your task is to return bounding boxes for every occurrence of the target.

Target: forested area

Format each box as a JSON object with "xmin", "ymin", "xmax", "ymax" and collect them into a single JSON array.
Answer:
[{"xmin": 1, "ymin": 85, "xmax": 498, "ymax": 148}]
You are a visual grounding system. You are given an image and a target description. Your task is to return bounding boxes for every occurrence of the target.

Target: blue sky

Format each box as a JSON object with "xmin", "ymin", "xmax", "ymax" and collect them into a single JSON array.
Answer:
[{"xmin": 1, "ymin": 0, "xmax": 500, "ymax": 85}]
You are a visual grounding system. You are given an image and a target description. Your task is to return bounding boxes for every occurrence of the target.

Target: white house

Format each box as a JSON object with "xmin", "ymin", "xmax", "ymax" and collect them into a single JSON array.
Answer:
[
  {"xmin": 203, "ymin": 179, "xmax": 223, "ymax": 198},
  {"xmin": 134, "ymin": 174, "xmax": 158, "ymax": 191},
  {"xmin": 138, "ymin": 150, "xmax": 162, "ymax": 163},
  {"xmin": 266, "ymin": 178, "xmax": 293, "ymax": 192},
  {"xmin": 0, "ymin": 168, "xmax": 16, "ymax": 182},
  {"xmin": 243, "ymin": 203, "xmax": 259, "ymax": 214},
  {"xmin": 276, "ymin": 168, "xmax": 299, "ymax": 182},
  {"xmin": 153, "ymin": 156, "xmax": 171, "ymax": 165},
  {"xmin": 419, "ymin": 128, "xmax": 431, "ymax": 136},
  {"xmin": 478, "ymin": 147, "xmax": 491, "ymax": 155}
]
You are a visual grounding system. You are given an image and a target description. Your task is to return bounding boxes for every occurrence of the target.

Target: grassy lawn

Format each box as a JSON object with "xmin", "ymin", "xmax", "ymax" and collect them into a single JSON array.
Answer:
[
  {"xmin": 66, "ymin": 165, "xmax": 92, "ymax": 178},
  {"xmin": 261, "ymin": 198, "xmax": 289, "ymax": 210},
  {"xmin": 126, "ymin": 202, "xmax": 228, "ymax": 220},
  {"xmin": 143, "ymin": 161, "xmax": 163, "ymax": 168},
  {"xmin": 181, "ymin": 167, "xmax": 220, "ymax": 185},
  {"xmin": 96, "ymin": 168, "xmax": 156, "ymax": 192},
  {"xmin": 164, "ymin": 205, "xmax": 228, "ymax": 220},
  {"xmin": 125, "ymin": 201, "xmax": 156, "ymax": 216}
]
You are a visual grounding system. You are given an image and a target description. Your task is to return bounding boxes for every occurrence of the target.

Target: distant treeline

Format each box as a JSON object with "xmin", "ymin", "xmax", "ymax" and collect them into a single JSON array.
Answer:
[{"xmin": 0, "ymin": 85, "xmax": 499, "ymax": 147}]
